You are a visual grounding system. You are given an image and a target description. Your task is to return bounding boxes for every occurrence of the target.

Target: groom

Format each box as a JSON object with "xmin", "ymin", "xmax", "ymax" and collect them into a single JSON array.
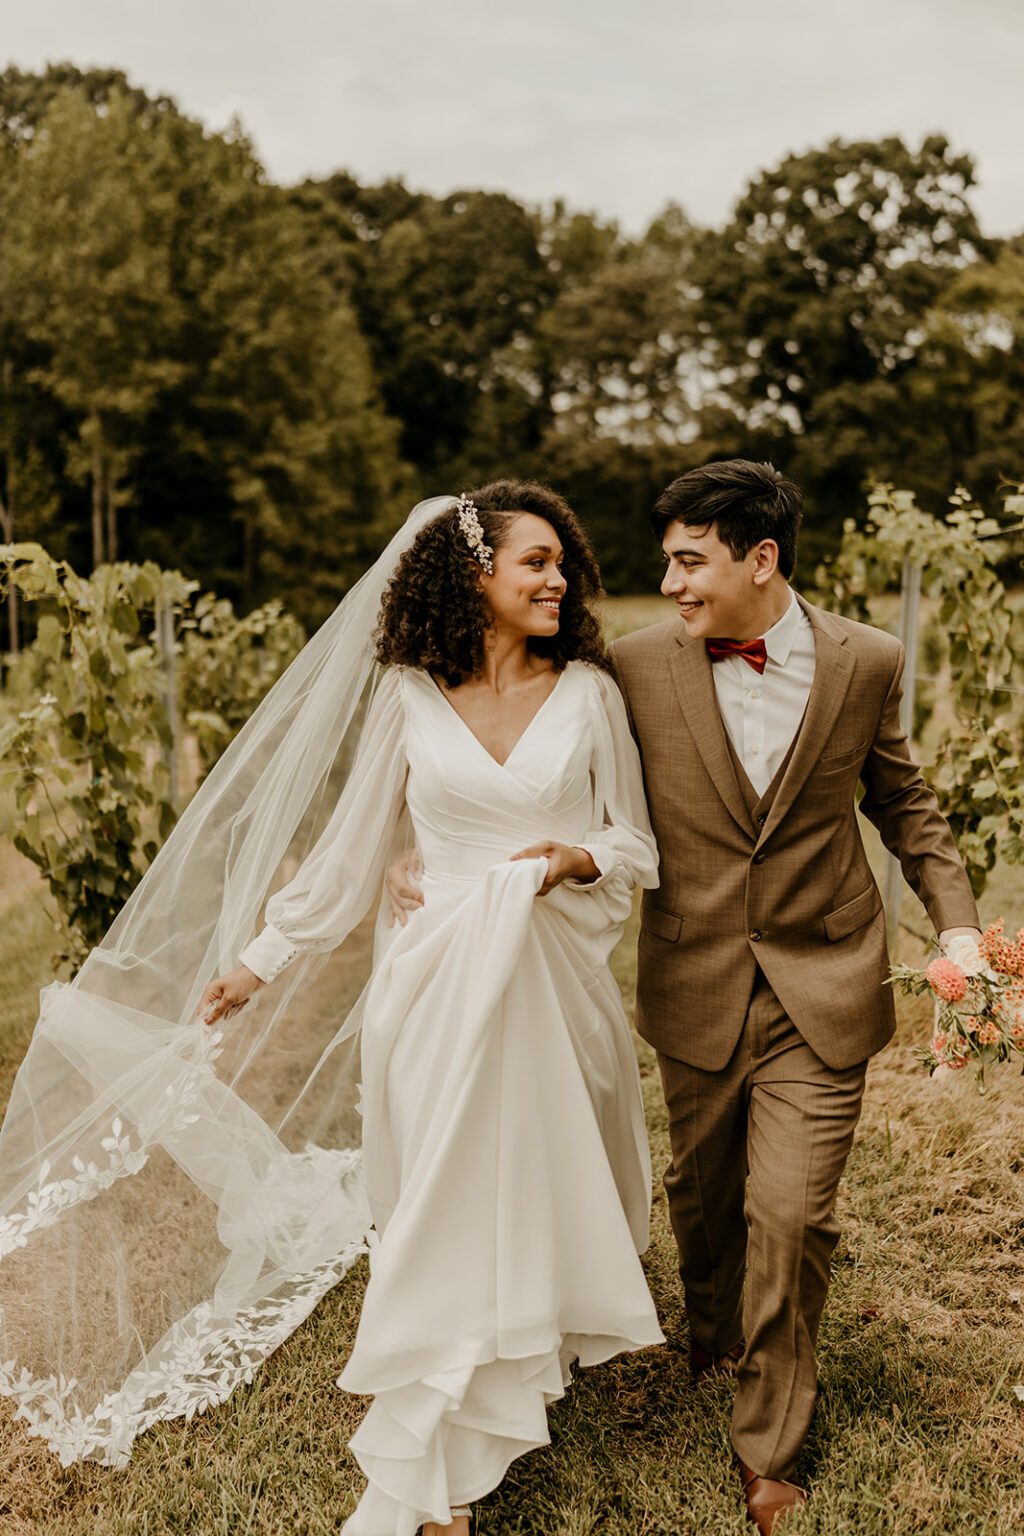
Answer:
[{"xmin": 607, "ymin": 459, "xmax": 979, "ymax": 1531}]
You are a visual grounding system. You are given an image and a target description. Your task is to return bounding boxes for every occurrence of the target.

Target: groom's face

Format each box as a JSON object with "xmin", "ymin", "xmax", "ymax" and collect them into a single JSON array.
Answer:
[{"xmin": 660, "ymin": 519, "xmax": 770, "ymax": 642}]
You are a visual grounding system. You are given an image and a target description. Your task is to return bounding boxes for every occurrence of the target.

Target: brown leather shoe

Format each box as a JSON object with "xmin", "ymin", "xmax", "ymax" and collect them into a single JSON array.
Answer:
[
  {"xmin": 738, "ymin": 1461, "xmax": 807, "ymax": 1533},
  {"xmin": 689, "ymin": 1339, "xmax": 744, "ymax": 1383}
]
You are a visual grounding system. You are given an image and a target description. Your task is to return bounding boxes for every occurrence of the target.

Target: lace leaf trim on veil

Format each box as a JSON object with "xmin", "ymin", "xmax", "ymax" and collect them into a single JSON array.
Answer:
[
  {"xmin": 0, "ymin": 1231, "xmax": 367, "ymax": 1467},
  {"xmin": 0, "ymin": 1023, "xmax": 224, "ymax": 1263},
  {"xmin": 0, "ymin": 1008, "xmax": 370, "ymax": 1467}
]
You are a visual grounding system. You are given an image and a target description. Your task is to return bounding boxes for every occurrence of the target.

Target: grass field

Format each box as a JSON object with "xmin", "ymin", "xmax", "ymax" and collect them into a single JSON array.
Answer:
[{"xmin": 1, "ymin": 598, "xmax": 1023, "ymax": 1535}]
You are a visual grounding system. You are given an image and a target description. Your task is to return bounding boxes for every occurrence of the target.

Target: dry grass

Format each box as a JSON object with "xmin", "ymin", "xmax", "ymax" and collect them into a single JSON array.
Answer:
[
  {"xmin": 2, "ymin": 907, "xmax": 1022, "ymax": 1535},
  {"xmin": 1, "ymin": 596, "xmax": 1023, "ymax": 1534}
]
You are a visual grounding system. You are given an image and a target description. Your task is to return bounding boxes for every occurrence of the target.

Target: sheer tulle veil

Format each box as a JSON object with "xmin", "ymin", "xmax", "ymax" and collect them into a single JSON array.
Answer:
[{"xmin": 0, "ymin": 496, "xmax": 457, "ymax": 1466}]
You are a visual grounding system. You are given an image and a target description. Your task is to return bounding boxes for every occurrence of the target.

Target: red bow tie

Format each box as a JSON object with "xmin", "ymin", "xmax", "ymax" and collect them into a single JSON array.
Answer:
[{"xmin": 706, "ymin": 637, "xmax": 768, "ymax": 674}]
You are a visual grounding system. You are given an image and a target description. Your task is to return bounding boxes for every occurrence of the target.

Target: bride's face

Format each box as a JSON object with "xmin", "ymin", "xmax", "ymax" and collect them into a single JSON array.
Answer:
[{"xmin": 480, "ymin": 514, "xmax": 567, "ymax": 638}]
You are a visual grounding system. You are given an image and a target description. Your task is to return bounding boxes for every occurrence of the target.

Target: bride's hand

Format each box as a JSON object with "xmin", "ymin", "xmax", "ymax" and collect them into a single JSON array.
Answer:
[
  {"xmin": 386, "ymin": 848, "xmax": 424, "ymax": 927},
  {"xmin": 198, "ymin": 965, "xmax": 263, "ymax": 1026},
  {"xmin": 510, "ymin": 842, "xmax": 599, "ymax": 896}
]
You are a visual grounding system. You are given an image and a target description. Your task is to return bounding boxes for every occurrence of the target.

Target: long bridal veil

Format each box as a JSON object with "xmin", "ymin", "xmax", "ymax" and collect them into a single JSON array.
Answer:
[{"xmin": 0, "ymin": 497, "xmax": 454, "ymax": 1466}]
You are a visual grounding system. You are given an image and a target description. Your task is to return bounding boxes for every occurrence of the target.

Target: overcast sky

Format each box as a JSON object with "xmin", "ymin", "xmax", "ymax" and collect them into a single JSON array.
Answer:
[{"xmin": 4, "ymin": 0, "xmax": 1023, "ymax": 235}]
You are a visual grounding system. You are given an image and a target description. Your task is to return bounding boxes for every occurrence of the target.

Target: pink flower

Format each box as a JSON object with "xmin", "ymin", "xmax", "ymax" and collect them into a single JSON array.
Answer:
[
  {"xmin": 976, "ymin": 1019, "xmax": 1000, "ymax": 1045},
  {"xmin": 932, "ymin": 1031, "xmax": 970, "ymax": 1070},
  {"xmin": 926, "ymin": 957, "xmax": 968, "ymax": 1003},
  {"xmin": 980, "ymin": 920, "xmax": 1024, "ymax": 978}
]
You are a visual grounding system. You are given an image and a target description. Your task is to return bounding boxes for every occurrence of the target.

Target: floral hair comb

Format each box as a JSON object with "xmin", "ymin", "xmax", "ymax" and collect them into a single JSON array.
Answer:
[{"xmin": 454, "ymin": 493, "xmax": 494, "ymax": 575}]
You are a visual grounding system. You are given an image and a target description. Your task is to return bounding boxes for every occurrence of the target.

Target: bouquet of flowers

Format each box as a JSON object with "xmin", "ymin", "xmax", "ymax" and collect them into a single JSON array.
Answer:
[{"xmin": 888, "ymin": 921, "xmax": 1024, "ymax": 1094}]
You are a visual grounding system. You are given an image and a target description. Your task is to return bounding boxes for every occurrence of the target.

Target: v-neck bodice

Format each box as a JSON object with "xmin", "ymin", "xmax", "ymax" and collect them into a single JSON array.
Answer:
[
  {"xmin": 402, "ymin": 663, "xmax": 595, "ymax": 881},
  {"xmin": 428, "ymin": 667, "xmax": 569, "ymax": 770}
]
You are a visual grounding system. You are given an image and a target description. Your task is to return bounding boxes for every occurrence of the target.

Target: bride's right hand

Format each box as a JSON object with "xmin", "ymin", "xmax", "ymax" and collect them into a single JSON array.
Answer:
[
  {"xmin": 386, "ymin": 848, "xmax": 424, "ymax": 927},
  {"xmin": 198, "ymin": 965, "xmax": 263, "ymax": 1026}
]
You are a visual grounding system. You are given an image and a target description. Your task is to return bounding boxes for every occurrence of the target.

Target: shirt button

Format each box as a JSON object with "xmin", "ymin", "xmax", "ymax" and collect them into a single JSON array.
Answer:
[
  {"xmin": 749, "ymin": 929, "xmax": 763, "ymax": 942},
  {"xmin": 750, "ymin": 745, "xmax": 760, "ymax": 755},
  {"xmin": 751, "ymin": 688, "xmax": 762, "ymax": 699}
]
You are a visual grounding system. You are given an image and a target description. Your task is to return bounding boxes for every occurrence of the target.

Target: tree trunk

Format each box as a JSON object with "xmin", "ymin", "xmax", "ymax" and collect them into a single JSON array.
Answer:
[
  {"xmin": 91, "ymin": 426, "xmax": 105, "ymax": 568},
  {"xmin": 0, "ymin": 470, "xmax": 19, "ymax": 656},
  {"xmin": 242, "ymin": 509, "xmax": 255, "ymax": 610},
  {"xmin": 106, "ymin": 471, "xmax": 118, "ymax": 563},
  {"xmin": 1, "ymin": 355, "xmax": 19, "ymax": 654},
  {"xmin": 5, "ymin": 576, "xmax": 17, "ymax": 656}
]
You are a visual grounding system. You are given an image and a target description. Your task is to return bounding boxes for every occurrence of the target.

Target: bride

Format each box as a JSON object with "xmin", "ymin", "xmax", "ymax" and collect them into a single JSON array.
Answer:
[{"xmin": 0, "ymin": 481, "xmax": 663, "ymax": 1534}]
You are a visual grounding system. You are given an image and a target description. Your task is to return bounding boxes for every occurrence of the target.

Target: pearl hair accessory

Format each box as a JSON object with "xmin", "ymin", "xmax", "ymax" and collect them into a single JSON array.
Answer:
[{"xmin": 454, "ymin": 493, "xmax": 494, "ymax": 575}]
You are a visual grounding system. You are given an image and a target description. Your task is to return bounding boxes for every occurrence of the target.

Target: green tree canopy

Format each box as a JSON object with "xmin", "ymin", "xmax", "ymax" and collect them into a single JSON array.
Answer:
[
  {"xmin": 0, "ymin": 73, "xmax": 406, "ymax": 630},
  {"xmin": 693, "ymin": 135, "xmax": 995, "ymax": 544},
  {"xmin": 1, "ymin": 83, "xmax": 1021, "ymax": 621}
]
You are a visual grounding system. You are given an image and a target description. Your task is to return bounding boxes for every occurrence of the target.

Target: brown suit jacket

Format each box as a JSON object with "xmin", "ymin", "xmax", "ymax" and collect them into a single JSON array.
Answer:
[{"xmin": 608, "ymin": 595, "xmax": 980, "ymax": 1072}]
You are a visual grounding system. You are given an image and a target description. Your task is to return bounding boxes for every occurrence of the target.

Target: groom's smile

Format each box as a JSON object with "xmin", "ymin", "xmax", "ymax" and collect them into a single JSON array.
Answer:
[{"xmin": 660, "ymin": 519, "xmax": 788, "ymax": 643}]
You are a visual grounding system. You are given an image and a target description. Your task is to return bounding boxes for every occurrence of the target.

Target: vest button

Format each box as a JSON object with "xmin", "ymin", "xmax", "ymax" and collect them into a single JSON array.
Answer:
[
  {"xmin": 756, "ymin": 813, "xmax": 767, "ymax": 826},
  {"xmin": 753, "ymin": 852, "xmax": 767, "ymax": 865},
  {"xmin": 749, "ymin": 929, "xmax": 763, "ymax": 942}
]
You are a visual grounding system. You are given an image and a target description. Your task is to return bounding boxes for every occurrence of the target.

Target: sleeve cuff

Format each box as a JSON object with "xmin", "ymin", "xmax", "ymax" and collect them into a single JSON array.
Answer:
[
  {"xmin": 564, "ymin": 842, "xmax": 617, "ymax": 890},
  {"xmin": 239, "ymin": 923, "xmax": 300, "ymax": 984}
]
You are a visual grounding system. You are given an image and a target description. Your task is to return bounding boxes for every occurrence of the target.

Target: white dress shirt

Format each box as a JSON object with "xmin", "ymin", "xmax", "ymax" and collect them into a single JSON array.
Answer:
[{"xmin": 710, "ymin": 591, "xmax": 816, "ymax": 798}]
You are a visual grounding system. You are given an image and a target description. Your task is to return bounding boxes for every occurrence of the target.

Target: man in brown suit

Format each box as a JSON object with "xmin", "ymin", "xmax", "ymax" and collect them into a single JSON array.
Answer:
[{"xmin": 608, "ymin": 459, "xmax": 980, "ymax": 1532}]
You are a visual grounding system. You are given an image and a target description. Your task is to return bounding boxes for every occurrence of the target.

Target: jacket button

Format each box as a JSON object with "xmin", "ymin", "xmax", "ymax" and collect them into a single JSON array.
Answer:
[
  {"xmin": 749, "ymin": 929, "xmax": 762, "ymax": 942},
  {"xmin": 753, "ymin": 852, "xmax": 766, "ymax": 865}
]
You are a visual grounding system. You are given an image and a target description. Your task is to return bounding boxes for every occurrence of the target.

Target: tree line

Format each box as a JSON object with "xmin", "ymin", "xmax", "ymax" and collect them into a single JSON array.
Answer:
[{"xmin": 1, "ymin": 63, "xmax": 1022, "ymax": 638}]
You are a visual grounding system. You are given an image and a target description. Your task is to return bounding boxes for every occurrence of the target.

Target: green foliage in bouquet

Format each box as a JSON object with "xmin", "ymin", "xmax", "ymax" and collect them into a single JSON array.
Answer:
[{"xmin": 814, "ymin": 484, "xmax": 1024, "ymax": 894}]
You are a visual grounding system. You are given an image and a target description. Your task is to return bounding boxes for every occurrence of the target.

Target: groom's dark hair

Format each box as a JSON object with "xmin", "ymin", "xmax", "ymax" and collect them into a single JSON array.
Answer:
[{"xmin": 651, "ymin": 459, "xmax": 803, "ymax": 578}]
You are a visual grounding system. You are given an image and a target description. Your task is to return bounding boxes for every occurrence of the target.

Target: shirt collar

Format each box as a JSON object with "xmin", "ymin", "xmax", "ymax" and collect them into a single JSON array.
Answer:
[{"xmin": 763, "ymin": 590, "xmax": 804, "ymax": 666}]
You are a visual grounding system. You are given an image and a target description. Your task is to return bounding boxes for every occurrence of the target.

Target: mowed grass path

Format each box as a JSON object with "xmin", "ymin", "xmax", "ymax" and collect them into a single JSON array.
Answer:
[{"xmin": 1, "ymin": 596, "xmax": 1023, "ymax": 1535}]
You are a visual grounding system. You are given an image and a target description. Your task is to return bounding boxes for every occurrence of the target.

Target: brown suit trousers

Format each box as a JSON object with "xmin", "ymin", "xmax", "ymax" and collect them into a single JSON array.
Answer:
[{"xmin": 609, "ymin": 598, "xmax": 978, "ymax": 1478}]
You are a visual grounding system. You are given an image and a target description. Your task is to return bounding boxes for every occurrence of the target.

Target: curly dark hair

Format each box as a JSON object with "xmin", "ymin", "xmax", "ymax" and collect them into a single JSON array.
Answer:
[{"xmin": 374, "ymin": 479, "xmax": 609, "ymax": 687}]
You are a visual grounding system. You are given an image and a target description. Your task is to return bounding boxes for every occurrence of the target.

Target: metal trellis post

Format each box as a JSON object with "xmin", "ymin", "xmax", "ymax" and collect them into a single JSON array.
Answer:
[
  {"xmin": 155, "ymin": 600, "xmax": 180, "ymax": 813},
  {"xmin": 883, "ymin": 557, "xmax": 922, "ymax": 944}
]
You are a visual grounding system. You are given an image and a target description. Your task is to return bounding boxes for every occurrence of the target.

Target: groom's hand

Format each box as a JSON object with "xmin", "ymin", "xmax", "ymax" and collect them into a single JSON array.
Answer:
[
  {"xmin": 510, "ymin": 841, "xmax": 600, "ymax": 896},
  {"xmin": 386, "ymin": 848, "xmax": 424, "ymax": 927},
  {"xmin": 938, "ymin": 926, "xmax": 983, "ymax": 948}
]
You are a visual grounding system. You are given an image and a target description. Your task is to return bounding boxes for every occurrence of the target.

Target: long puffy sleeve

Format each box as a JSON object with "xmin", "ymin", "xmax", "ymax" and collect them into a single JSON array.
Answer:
[
  {"xmin": 570, "ymin": 666, "xmax": 659, "ymax": 895},
  {"xmin": 239, "ymin": 668, "xmax": 409, "ymax": 982}
]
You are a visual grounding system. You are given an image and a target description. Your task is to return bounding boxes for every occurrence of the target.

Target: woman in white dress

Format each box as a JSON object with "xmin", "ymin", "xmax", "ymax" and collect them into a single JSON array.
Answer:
[
  {"xmin": 0, "ymin": 483, "xmax": 660, "ymax": 1533},
  {"xmin": 200, "ymin": 480, "xmax": 664, "ymax": 1534}
]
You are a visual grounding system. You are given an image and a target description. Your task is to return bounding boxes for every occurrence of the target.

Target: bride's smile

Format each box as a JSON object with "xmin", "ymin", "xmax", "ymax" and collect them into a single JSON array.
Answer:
[{"xmin": 479, "ymin": 511, "xmax": 568, "ymax": 638}]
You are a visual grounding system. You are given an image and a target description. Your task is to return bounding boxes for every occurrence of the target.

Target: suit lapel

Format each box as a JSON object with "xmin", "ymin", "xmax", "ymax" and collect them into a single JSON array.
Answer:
[
  {"xmin": 668, "ymin": 627, "xmax": 756, "ymax": 838},
  {"xmin": 757, "ymin": 597, "xmax": 856, "ymax": 844}
]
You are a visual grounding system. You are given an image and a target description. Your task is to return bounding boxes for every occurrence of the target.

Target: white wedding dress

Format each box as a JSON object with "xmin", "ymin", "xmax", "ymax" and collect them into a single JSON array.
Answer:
[{"xmin": 238, "ymin": 661, "xmax": 664, "ymax": 1534}]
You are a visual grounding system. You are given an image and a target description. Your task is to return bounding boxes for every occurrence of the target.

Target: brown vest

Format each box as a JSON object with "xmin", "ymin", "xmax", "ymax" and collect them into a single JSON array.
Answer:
[{"xmin": 723, "ymin": 727, "xmax": 799, "ymax": 832}]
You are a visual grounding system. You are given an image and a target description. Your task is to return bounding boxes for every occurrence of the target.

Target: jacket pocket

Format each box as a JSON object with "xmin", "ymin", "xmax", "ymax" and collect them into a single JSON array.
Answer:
[
  {"xmin": 641, "ymin": 901, "xmax": 683, "ymax": 944},
  {"xmin": 820, "ymin": 740, "xmax": 868, "ymax": 773},
  {"xmin": 824, "ymin": 884, "xmax": 883, "ymax": 942}
]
